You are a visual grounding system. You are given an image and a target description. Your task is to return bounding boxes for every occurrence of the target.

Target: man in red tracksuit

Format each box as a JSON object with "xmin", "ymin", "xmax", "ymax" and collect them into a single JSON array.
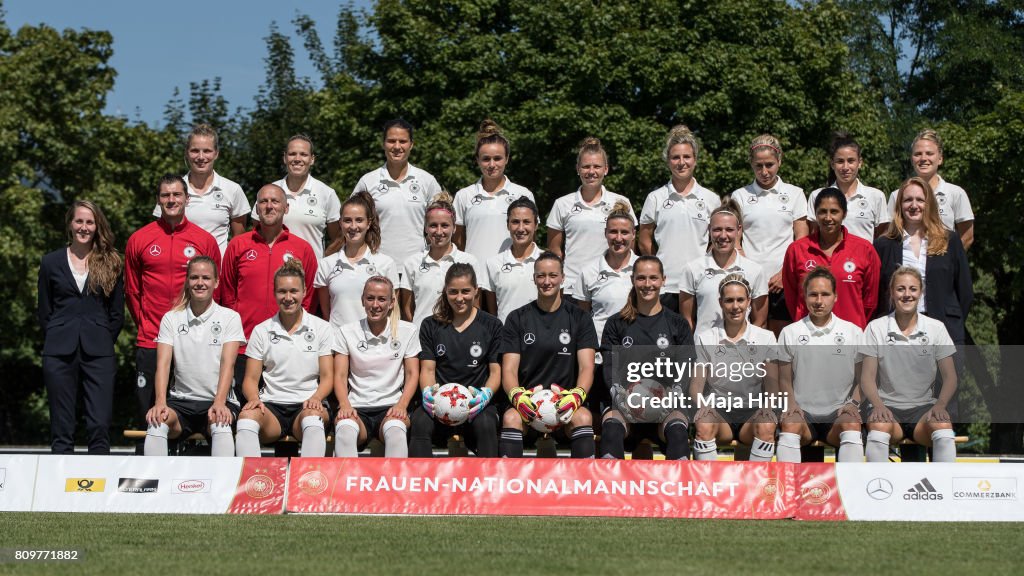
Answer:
[
  {"xmin": 125, "ymin": 174, "xmax": 222, "ymax": 425},
  {"xmin": 221, "ymin": 183, "xmax": 317, "ymax": 403}
]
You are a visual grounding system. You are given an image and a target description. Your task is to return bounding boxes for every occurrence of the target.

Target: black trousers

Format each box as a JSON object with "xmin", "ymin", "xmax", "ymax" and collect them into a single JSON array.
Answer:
[
  {"xmin": 43, "ymin": 349, "xmax": 116, "ymax": 454},
  {"xmin": 135, "ymin": 347, "xmax": 158, "ymax": 428}
]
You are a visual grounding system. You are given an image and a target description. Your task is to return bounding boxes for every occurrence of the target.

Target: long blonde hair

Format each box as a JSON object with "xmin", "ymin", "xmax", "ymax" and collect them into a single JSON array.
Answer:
[
  {"xmin": 65, "ymin": 200, "xmax": 122, "ymax": 297},
  {"xmin": 885, "ymin": 176, "xmax": 948, "ymax": 256},
  {"xmin": 172, "ymin": 256, "xmax": 218, "ymax": 311},
  {"xmin": 364, "ymin": 275, "xmax": 401, "ymax": 340}
]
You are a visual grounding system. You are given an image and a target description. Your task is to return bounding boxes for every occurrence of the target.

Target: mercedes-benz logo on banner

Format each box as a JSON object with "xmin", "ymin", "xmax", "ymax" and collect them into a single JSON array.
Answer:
[{"xmin": 866, "ymin": 478, "xmax": 893, "ymax": 500}]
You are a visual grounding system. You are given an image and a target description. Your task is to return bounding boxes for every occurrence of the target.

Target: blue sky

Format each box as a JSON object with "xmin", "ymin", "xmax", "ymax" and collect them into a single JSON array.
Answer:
[{"xmin": 4, "ymin": 0, "xmax": 372, "ymax": 125}]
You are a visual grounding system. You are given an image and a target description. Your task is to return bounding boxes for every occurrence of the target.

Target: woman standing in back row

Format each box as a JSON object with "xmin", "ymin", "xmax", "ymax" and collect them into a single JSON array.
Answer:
[
  {"xmin": 806, "ymin": 131, "xmax": 889, "ymax": 242},
  {"xmin": 546, "ymin": 137, "xmax": 636, "ymax": 294},
  {"xmin": 731, "ymin": 134, "xmax": 808, "ymax": 335},
  {"xmin": 453, "ymin": 119, "xmax": 536, "ymax": 263},
  {"xmin": 353, "ymin": 119, "xmax": 442, "ymax": 263}
]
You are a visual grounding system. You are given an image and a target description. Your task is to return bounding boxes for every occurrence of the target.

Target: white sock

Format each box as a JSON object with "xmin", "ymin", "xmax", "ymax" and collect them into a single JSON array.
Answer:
[
  {"xmin": 749, "ymin": 437, "xmax": 776, "ymax": 462},
  {"xmin": 382, "ymin": 419, "xmax": 408, "ymax": 458},
  {"xmin": 776, "ymin": 432, "xmax": 802, "ymax": 463},
  {"xmin": 838, "ymin": 430, "xmax": 864, "ymax": 462},
  {"xmin": 235, "ymin": 419, "xmax": 262, "ymax": 457},
  {"xmin": 334, "ymin": 419, "xmax": 360, "ymax": 457},
  {"xmin": 209, "ymin": 423, "xmax": 234, "ymax": 457},
  {"xmin": 866, "ymin": 430, "xmax": 891, "ymax": 462},
  {"xmin": 144, "ymin": 423, "xmax": 169, "ymax": 456},
  {"xmin": 300, "ymin": 415, "xmax": 326, "ymax": 457},
  {"xmin": 693, "ymin": 438, "xmax": 717, "ymax": 461},
  {"xmin": 931, "ymin": 429, "xmax": 956, "ymax": 462}
]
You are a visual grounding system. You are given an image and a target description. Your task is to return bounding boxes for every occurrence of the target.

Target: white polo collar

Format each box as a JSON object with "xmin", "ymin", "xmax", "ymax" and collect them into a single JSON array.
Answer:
[
  {"xmin": 501, "ymin": 243, "xmax": 542, "ymax": 266},
  {"xmin": 802, "ymin": 313, "xmax": 838, "ymax": 337},
  {"xmin": 186, "ymin": 302, "xmax": 218, "ymax": 325}
]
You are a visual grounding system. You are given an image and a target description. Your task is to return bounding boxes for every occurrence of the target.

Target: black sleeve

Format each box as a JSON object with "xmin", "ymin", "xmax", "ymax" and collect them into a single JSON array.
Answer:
[
  {"xmin": 418, "ymin": 318, "xmax": 437, "ymax": 361},
  {"xmin": 107, "ymin": 273, "xmax": 125, "ymax": 339},
  {"xmin": 950, "ymin": 231, "xmax": 973, "ymax": 320},
  {"xmin": 601, "ymin": 316, "xmax": 621, "ymax": 391},
  {"xmin": 37, "ymin": 254, "xmax": 53, "ymax": 332},
  {"xmin": 499, "ymin": 308, "xmax": 522, "ymax": 355},
  {"xmin": 485, "ymin": 314, "xmax": 503, "ymax": 364},
  {"xmin": 873, "ymin": 237, "xmax": 895, "ymax": 320},
  {"xmin": 573, "ymin": 305, "xmax": 599, "ymax": 351}
]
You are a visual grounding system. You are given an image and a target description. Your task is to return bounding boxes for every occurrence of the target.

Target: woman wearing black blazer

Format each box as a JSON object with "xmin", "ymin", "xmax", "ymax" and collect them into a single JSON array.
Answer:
[
  {"xmin": 37, "ymin": 200, "xmax": 124, "ymax": 453},
  {"xmin": 875, "ymin": 177, "xmax": 972, "ymax": 415},
  {"xmin": 875, "ymin": 177, "xmax": 972, "ymax": 341}
]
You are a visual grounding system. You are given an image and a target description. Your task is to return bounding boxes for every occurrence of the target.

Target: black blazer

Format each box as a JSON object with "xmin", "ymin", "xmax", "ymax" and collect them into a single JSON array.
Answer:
[
  {"xmin": 873, "ymin": 230, "xmax": 973, "ymax": 344},
  {"xmin": 37, "ymin": 248, "xmax": 124, "ymax": 357}
]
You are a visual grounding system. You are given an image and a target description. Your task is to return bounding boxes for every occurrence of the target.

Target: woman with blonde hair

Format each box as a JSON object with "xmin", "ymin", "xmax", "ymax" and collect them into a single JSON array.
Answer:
[{"xmin": 638, "ymin": 125, "xmax": 721, "ymax": 311}]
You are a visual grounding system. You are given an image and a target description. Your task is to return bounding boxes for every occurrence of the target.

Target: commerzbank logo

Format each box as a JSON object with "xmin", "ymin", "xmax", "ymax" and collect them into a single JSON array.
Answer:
[
  {"xmin": 904, "ymin": 477, "xmax": 943, "ymax": 501},
  {"xmin": 953, "ymin": 477, "xmax": 1017, "ymax": 501}
]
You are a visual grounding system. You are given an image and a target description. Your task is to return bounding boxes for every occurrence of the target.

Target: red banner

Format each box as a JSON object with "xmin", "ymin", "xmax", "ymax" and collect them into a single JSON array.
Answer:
[
  {"xmin": 286, "ymin": 458, "xmax": 796, "ymax": 519},
  {"xmin": 228, "ymin": 457, "xmax": 288, "ymax": 514},
  {"xmin": 794, "ymin": 463, "xmax": 847, "ymax": 521}
]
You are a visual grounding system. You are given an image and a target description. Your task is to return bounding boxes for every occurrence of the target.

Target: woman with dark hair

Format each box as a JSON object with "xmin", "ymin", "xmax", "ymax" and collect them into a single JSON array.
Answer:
[
  {"xmin": 251, "ymin": 134, "xmax": 341, "ymax": 259},
  {"xmin": 806, "ymin": 131, "xmax": 889, "ymax": 242},
  {"xmin": 453, "ymin": 119, "xmax": 536, "ymax": 262},
  {"xmin": 480, "ymin": 196, "xmax": 543, "ymax": 322},
  {"xmin": 598, "ymin": 256, "xmax": 692, "ymax": 460},
  {"xmin": 38, "ymin": 200, "xmax": 124, "ymax": 454},
  {"xmin": 782, "ymin": 187, "xmax": 880, "ymax": 329},
  {"xmin": 353, "ymin": 118, "xmax": 443, "ymax": 262},
  {"xmin": 410, "ymin": 264, "xmax": 502, "ymax": 457},
  {"xmin": 316, "ymin": 191, "xmax": 398, "ymax": 328}
]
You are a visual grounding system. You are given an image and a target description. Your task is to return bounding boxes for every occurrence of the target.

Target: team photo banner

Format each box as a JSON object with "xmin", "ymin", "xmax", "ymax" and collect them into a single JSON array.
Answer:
[{"xmin": 286, "ymin": 458, "xmax": 795, "ymax": 519}]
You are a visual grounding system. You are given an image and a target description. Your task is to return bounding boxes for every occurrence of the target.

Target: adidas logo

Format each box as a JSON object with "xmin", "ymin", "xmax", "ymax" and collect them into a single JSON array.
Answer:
[{"xmin": 904, "ymin": 477, "xmax": 944, "ymax": 501}]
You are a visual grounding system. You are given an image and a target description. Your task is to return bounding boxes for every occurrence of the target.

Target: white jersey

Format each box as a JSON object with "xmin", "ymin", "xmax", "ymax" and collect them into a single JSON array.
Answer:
[
  {"xmin": 730, "ymin": 178, "xmax": 807, "ymax": 276},
  {"xmin": 695, "ymin": 323, "xmax": 777, "ymax": 401},
  {"xmin": 315, "ymin": 247, "xmax": 398, "ymax": 328},
  {"xmin": 808, "ymin": 180, "xmax": 889, "ymax": 242},
  {"xmin": 888, "ymin": 176, "xmax": 973, "ymax": 232},
  {"xmin": 572, "ymin": 252, "xmax": 638, "ymax": 346},
  {"xmin": 777, "ymin": 314, "xmax": 863, "ymax": 416},
  {"xmin": 639, "ymin": 180, "xmax": 721, "ymax": 292},
  {"xmin": 333, "ymin": 318, "xmax": 420, "ymax": 409},
  {"xmin": 155, "ymin": 302, "xmax": 245, "ymax": 404},
  {"xmin": 453, "ymin": 178, "xmax": 535, "ymax": 262},
  {"xmin": 245, "ymin": 311, "xmax": 334, "ymax": 405},
  {"xmin": 251, "ymin": 175, "xmax": 341, "ymax": 260},
  {"xmin": 862, "ymin": 313, "xmax": 955, "ymax": 410},
  {"xmin": 353, "ymin": 164, "xmax": 441, "ymax": 263},
  {"xmin": 152, "ymin": 171, "xmax": 249, "ymax": 255},
  {"xmin": 545, "ymin": 187, "xmax": 637, "ymax": 289},
  {"xmin": 480, "ymin": 244, "xmax": 542, "ymax": 323},
  {"xmin": 679, "ymin": 252, "xmax": 768, "ymax": 335},
  {"xmin": 399, "ymin": 246, "xmax": 483, "ymax": 328}
]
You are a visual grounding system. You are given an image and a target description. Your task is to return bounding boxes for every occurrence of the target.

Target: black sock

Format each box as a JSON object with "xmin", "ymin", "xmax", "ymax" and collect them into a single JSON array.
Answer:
[
  {"xmin": 664, "ymin": 421, "xmax": 690, "ymax": 460},
  {"xmin": 599, "ymin": 419, "xmax": 626, "ymax": 459},
  {"xmin": 408, "ymin": 407, "xmax": 435, "ymax": 458},
  {"xmin": 499, "ymin": 428, "xmax": 523, "ymax": 458},
  {"xmin": 570, "ymin": 426, "xmax": 595, "ymax": 459},
  {"xmin": 470, "ymin": 407, "xmax": 498, "ymax": 458}
]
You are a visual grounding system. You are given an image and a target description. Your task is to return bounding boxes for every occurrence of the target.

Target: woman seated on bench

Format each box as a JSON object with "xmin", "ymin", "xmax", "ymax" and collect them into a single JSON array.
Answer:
[
  {"xmin": 776, "ymin": 267, "xmax": 865, "ymax": 462},
  {"xmin": 234, "ymin": 260, "xmax": 334, "ymax": 457},
  {"xmin": 690, "ymin": 273, "xmax": 779, "ymax": 462},
  {"xmin": 860, "ymin": 266, "xmax": 958, "ymax": 462},
  {"xmin": 145, "ymin": 256, "xmax": 244, "ymax": 456},
  {"xmin": 332, "ymin": 275, "xmax": 421, "ymax": 458}
]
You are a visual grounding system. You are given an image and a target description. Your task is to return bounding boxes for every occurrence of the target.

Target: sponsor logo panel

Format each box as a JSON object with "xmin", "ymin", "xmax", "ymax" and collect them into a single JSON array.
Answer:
[
  {"xmin": 118, "ymin": 478, "xmax": 159, "ymax": 493},
  {"xmin": 172, "ymin": 479, "xmax": 211, "ymax": 494},
  {"xmin": 903, "ymin": 477, "xmax": 943, "ymax": 501},
  {"xmin": 952, "ymin": 477, "xmax": 1017, "ymax": 501},
  {"xmin": 64, "ymin": 478, "xmax": 106, "ymax": 492}
]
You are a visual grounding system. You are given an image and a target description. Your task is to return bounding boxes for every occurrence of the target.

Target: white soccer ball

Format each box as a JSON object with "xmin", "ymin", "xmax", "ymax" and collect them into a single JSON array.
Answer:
[
  {"xmin": 433, "ymin": 383, "xmax": 472, "ymax": 426},
  {"xmin": 529, "ymin": 385, "xmax": 564, "ymax": 433},
  {"xmin": 620, "ymin": 378, "xmax": 671, "ymax": 424}
]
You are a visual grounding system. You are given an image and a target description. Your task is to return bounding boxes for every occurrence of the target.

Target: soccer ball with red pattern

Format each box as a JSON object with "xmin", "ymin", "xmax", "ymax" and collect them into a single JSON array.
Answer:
[
  {"xmin": 529, "ymin": 384, "xmax": 564, "ymax": 433},
  {"xmin": 434, "ymin": 383, "xmax": 472, "ymax": 426}
]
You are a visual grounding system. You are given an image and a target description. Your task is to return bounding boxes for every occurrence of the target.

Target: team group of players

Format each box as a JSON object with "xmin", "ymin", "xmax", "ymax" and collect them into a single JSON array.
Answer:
[{"xmin": 37, "ymin": 118, "xmax": 973, "ymax": 463}]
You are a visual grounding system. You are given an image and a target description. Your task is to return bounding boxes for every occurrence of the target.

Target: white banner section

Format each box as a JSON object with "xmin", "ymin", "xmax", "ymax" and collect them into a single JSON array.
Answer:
[
  {"xmin": 836, "ymin": 463, "xmax": 1024, "ymax": 521},
  {"xmin": 33, "ymin": 455, "xmax": 245, "ymax": 514},
  {"xmin": 0, "ymin": 455, "xmax": 39, "ymax": 512}
]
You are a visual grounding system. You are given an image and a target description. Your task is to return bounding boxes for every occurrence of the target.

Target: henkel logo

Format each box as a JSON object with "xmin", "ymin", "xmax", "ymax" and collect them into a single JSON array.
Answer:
[
  {"xmin": 173, "ymin": 479, "xmax": 211, "ymax": 494},
  {"xmin": 904, "ymin": 477, "xmax": 943, "ymax": 501}
]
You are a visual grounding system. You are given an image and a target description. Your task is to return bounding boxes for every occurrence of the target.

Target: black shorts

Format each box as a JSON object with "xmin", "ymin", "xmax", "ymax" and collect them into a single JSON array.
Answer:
[
  {"xmin": 804, "ymin": 410, "xmax": 842, "ymax": 444},
  {"xmin": 768, "ymin": 290, "xmax": 791, "ymax": 323},
  {"xmin": 356, "ymin": 407, "xmax": 392, "ymax": 447},
  {"xmin": 167, "ymin": 397, "xmax": 240, "ymax": 438},
  {"xmin": 726, "ymin": 407, "xmax": 760, "ymax": 439},
  {"xmin": 886, "ymin": 403, "xmax": 934, "ymax": 440},
  {"xmin": 265, "ymin": 401, "xmax": 329, "ymax": 439},
  {"xmin": 425, "ymin": 404, "xmax": 498, "ymax": 453}
]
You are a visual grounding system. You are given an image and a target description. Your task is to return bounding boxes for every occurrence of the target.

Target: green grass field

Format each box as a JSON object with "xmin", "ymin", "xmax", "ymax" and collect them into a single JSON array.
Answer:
[{"xmin": 1, "ymin": 514, "xmax": 1022, "ymax": 575}]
